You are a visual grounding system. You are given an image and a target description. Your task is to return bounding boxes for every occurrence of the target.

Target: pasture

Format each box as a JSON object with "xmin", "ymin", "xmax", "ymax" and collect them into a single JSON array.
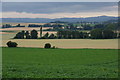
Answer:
[{"xmin": 2, "ymin": 47, "xmax": 118, "ymax": 78}]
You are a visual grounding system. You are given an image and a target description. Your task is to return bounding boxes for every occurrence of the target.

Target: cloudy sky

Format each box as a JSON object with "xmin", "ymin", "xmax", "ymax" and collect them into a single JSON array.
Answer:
[
  {"xmin": 1, "ymin": 2, "xmax": 118, "ymax": 18},
  {"xmin": 1, "ymin": 0, "xmax": 119, "ymax": 2}
]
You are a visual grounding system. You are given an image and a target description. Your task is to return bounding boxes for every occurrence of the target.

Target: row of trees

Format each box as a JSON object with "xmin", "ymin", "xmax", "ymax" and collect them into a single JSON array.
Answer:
[
  {"xmin": 91, "ymin": 29, "xmax": 118, "ymax": 39},
  {"xmin": 57, "ymin": 31, "xmax": 89, "ymax": 39},
  {"xmin": 2, "ymin": 24, "xmax": 25, "ymax": 28},
  {"xmin": 14, "ymin": 30, "xmax": 38, "ymax": 39},
  {"xmin": 14, "ymin": 28, "xmax": 119, "ymax": 39},
  {"xmin": 14, "ymin": 28, "xmax": 57, "ymax": 39},
  {"xmin": 57, "ymin": 29, "xmax": 119, "ymax": 39}
]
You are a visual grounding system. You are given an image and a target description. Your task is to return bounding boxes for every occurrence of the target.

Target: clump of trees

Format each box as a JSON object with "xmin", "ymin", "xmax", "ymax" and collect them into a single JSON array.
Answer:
[
  {"xmin": 2, "ymin": 24, "xmax": 12, "ymax": 28},
  {"xmin": 90, "ymin": 29, "xmax": 103, "ymax": 39},
  {"xmin": 14, "ymin": 29, "xmax": 39, "ymax": 39},
  {"xmin": 2, "ymin": 24, "xmax": 25, "ymax": 28},
  {"xmin": 28, "ymin": 24, "xmax": 42, "ymax": 27},
  {"xmin": 6, "ymin": 41, "xmax": 18, "ymax": 47},
  {"xmin": 15, "ymin": 24, "xmax": 25, "ymax": 27},
  {"xmin": 14, "ymin": 26, "xmax": 57, "ymax": 39},
  {"xmin": 90, "ymin": 29, "xmax": 116, "ymax": 39},
  {"xmin": 25, "ymin": 31, "xmax": 31, "ymax": 39},
  {"xmin": 14, "ymin": 30, "xmax": 25, "ymax": 39},
  {"xmin": 57, "ymin": 30, "xmax": 89, "ymax": 39}
]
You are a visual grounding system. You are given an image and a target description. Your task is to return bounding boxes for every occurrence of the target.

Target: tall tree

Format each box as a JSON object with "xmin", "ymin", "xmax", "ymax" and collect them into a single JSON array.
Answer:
[{"xmin": 40, "ymin": 26, "xmax": 42, "ymax": 38}]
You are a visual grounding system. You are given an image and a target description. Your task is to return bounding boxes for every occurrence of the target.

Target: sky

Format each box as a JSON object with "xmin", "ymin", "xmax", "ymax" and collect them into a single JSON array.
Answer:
[
  {"xmin": 1, "ymin": 0, "xmax": 119, "ymax": 2},
  {"xmin": 1, "ymin": 2, "xmax": 118, "ymax": 18}
]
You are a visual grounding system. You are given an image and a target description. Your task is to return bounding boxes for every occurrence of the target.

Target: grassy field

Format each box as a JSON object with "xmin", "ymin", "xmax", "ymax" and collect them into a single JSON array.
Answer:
[{"xmin": 2, "ymin": 47, "xmax": 118, "ymax": 78}]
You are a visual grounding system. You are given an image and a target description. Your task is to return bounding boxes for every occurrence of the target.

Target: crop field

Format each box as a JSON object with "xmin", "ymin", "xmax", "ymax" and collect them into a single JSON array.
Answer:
[
  {"xmin": 1, "ymin": 23, "xmax": 47, "ymax": 26},
  {"xmin": 2, "ymin": 36, "xmax": 119, "ymax": 49},
  {"xmin": 1, "ymin": 28, "xmax": 119, "ymax": 49},
  {"xmin": 2, "ymin": 47, "xmax": 118, "ymax": 78}
]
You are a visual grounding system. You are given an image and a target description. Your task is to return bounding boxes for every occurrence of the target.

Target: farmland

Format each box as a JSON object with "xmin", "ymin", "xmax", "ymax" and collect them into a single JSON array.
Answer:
[
  {"xmin": 1, "ymin": 28, "xmax": 119, "ymax": 49},
  {"xmin": 2, "ymin": 47, "xmax": 118, "ymax": 78},
  {"xmin": 1, "ymin": 24, "xmax": 119, "ymax": 78}
]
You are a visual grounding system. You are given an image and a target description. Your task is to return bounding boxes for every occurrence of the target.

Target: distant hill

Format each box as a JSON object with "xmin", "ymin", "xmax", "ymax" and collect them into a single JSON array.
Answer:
[{"xmin": 1, "ymin": 16, "xmax": 118, "ymax": 23}]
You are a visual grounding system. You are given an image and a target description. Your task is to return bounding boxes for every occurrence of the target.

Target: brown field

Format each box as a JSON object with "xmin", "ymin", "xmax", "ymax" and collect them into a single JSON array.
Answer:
[
  {"xmin": 1, "ymin": 38, "xmax": 118, "ymax": 49},
  {"xmin": 0, "ymin": 27, "xmax": 53, "ymax": 31},
  {"xmin": 1, "ymin": 23, "xmax": 46, "ymax": 26},
  {"xmin": 0, "ymin": 27, "xmax": 119, "ymax": 49},
  {"xmin": 1, "ymin": 22, "xmax": 56, "ymax": 27}
]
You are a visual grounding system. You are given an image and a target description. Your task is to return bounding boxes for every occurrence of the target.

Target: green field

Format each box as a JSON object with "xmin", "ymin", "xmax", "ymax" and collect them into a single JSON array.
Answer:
[{"xmin": 2, "ymin": 47, "xmax": 118, "ymax": 78}]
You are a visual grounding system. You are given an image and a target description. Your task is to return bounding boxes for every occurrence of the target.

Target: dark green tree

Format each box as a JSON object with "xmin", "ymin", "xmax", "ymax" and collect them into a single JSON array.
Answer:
[
  {"xmin": 30, "ymin": 29, "xmax": 38, "ymax": 39},
  {"xmin": 16, "ymin": 24, "xmax": 20, "ymax": 27},
  {"xmin": 43, "ymin": 32, "xmax": 49, "ymax": 39},
  {"xmin": 83, "ymin": 32, "xmax": 89, "ymax": 39},
  {"xmin": 21, "ymin": 30, "xmax": 25, "ymax": 39},
  {"xmin": 79, "ymin": 32, "xmax": 84, "ymax": 39},
  {"xmin": 103, "ymin": 29, "xmax": 115, "ymax": 39},
  {"xmin": 94, "ymin": 24, "xmax": 105, "ymax": 29},
  {"xmin": 40, "ymin": 26, "xmax": 42, "ymax": 38},
  {"xmin": 57, "ymin": 31, "xmax": 62, "ymax": 39},
  {"xmin": 6, "ymin": 41, "xmax": 18, "ymax": 47},
  {"xmin": 49, "ymin": 33, "xmax": 55, "ymax": 39},
  {"xmin": 44, "ymin": 43, "xmax": 51, "ymax": 48},
  {"xmin": 90, "ymin": 29, "xmax": 103, "ymax": 39},
  {"xmin": 14, "ymin": 30, "xmax": 25, "ymax": 39},
  {"xmin": 25, "ymin": 31, "xmax": 31, "ymax": 39}
]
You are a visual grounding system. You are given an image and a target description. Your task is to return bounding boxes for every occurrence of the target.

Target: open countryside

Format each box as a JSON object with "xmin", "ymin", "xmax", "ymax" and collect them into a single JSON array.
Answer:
[
  {"xmin": 1, "ymin": 22, "xmax": 119, "ymax": 78},
  {"xmin": 1, "ymin": 2, "xmax": 119, "ymax": 79},
  {"xmin": 1, "ymin": 26, "xmax": 119, "ymax": 49}
]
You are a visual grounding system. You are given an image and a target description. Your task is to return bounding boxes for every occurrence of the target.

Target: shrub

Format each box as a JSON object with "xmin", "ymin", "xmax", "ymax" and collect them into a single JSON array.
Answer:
[
  {"xmin": 6, "ymin": 41, "xmax": 18, "ymax": 47},
  {"xmin": 44, "ymin": 43, "xmax": 51, "ymax": 48},
  {"xmin": 52, "ymin": 46, "xmax": 56, "ymax": 49}
]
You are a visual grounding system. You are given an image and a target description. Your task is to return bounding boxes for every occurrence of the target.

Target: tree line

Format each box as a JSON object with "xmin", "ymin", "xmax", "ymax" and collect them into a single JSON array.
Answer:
[{"xmin": 14, "ymin": 27, "xmax": 120, "ymax": 39}]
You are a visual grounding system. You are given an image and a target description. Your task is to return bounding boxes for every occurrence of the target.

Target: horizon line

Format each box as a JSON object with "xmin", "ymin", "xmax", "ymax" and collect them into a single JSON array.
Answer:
[{"xmin": 1, "ymin": 15, "xmax": 118, "ymax": 19}]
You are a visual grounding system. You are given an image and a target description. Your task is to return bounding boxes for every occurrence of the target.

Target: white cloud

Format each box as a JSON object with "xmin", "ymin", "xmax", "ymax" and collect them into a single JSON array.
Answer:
[
  {"xmin": 1, "ymin": 11, "xmax": 118, "ymax": 18},
  {"xmin": 101, "ymin": 5, "xmax": 118, "ymax": 12}
]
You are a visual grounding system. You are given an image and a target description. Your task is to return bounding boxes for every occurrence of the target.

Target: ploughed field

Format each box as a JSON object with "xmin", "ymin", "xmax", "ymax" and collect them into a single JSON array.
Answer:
[{"xmin": 2, "ymin": 47, "xmax": 118, "ymax": 78}]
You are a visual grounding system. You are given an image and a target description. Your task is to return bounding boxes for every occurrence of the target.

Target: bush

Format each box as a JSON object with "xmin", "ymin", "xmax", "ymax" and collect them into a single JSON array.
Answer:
[
  {"xmin": 52, "ymin": 46, "xmax": 56, "ymax": 49},
  {"xmin": 44, "ymin": 43, "xmax": 51, "ymax": 48},
  {"xmin": 6, "ymin": 41, "xmax": 18, "ymax": 47}
]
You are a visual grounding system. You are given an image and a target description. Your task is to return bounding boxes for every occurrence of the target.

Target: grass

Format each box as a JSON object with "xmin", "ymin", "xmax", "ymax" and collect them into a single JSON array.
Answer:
[{"xmin": 2, "ymin": 47, "xmax": 118, "ymax": 78}]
